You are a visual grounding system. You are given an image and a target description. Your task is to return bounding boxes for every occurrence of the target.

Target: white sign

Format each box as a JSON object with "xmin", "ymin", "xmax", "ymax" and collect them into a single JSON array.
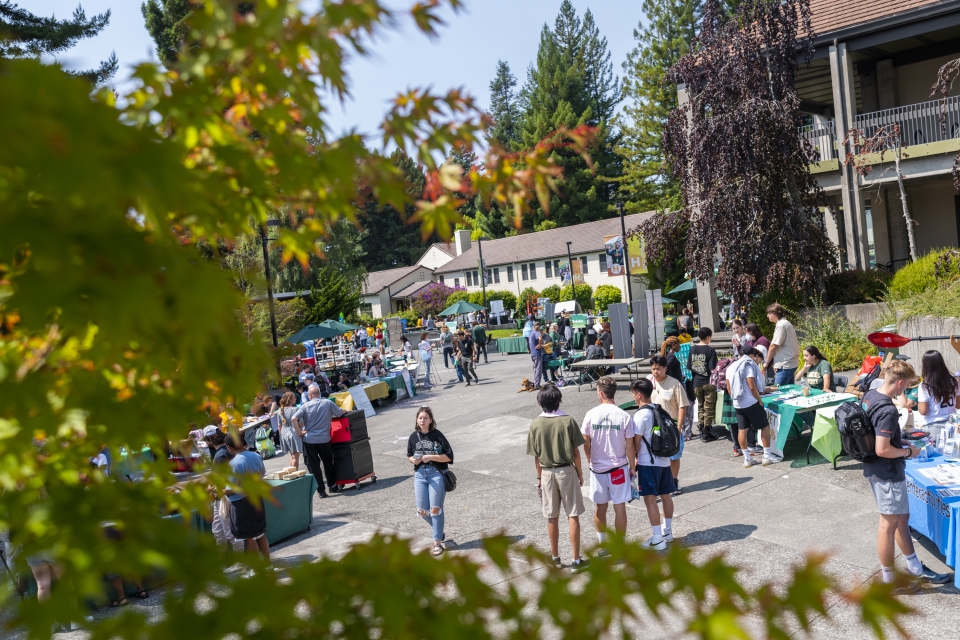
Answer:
[
  {"xmin": 490, "ymin": 300, "xmax": 504, "ymax": 314},
  {"xmin": 349, "ymin": 385, "xmax": 377, "ymax": 418},
  {"xmin": 400, "ymin": 368, "xmax": 414, "ymax": 397}
]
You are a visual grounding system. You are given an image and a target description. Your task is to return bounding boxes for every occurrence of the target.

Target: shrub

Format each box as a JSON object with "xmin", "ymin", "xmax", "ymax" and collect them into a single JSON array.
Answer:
[
  {"xmin": 823, "ymin": 269, "xmax": 891, "ymax": 305},
  {"xmin": 891, "ymin": 277, "xmax": 960, "ymax": 323},
  {"xmin": 539, "ymin": 284, "xmax": 562, "ymax": 302},
  {"xmin": 748, "ymin": 288, "xmax": 804, "ymax": 339},
  {"xmin": 797, "ymin": 301, "xmax": 877, "ymax": 371},
  {"xmin": 517, "ymin": 287, "xmax": 540, "ymax": 316},
  {"xmin": 412, "ymin": 282, "xmax": 460, "ymax": 318},
  {"xmin": 593, "ymin": 284, "xmax": 623, "ymax": 312},
  {"xmin": 444, "ymin": 289, "xmax": 471, "ymax": 309},
  {"xmin": 888, "ymin": 249, "xmax": 949, "ymax": 300},
  {"xmin": 474, "ymin": 289, "xmax": 517, "ymax": 313},
  {"xmin": 560, "ymin": 283, "xmax": 593, "ymax": 311}
]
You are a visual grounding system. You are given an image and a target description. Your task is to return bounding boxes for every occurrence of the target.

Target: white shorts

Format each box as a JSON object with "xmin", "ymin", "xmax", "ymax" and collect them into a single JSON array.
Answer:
[{"xmin": 589, "ymin": 465, "xmax": 632, "ymax": 505}]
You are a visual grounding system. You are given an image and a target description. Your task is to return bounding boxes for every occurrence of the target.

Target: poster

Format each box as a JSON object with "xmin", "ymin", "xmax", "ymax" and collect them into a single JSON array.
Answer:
[
  {"xmin": 490, "ymin": 300, "xmax": 504, "ymax": 314},
  {"xmin": 478, "ymin": 259, "xmax": 488, "ymax": 285},
  {"xmin": 604, "ymin": 235, "xmax": 626, "ymax": 277},
  {"xmin": 349, "ymin": 385, "xmax": 377, "ymax": 418},
  {"xmin": 627, "ymin": 235, "xmax": 648, "ymax": 274},
  {"xmin": 558, "ymin": 261, "xmax": 571, "ymax": 286},
  {"xmin": 571, "ymin": 258, "xmax": 584, "ymax": 285},
  {"xmin": 400, "ymin": 368, "xmax": 415, "ymax": 398},
  {"xmin": 536, "ymin": 297, "xmax": 550, "ymax": 318}
]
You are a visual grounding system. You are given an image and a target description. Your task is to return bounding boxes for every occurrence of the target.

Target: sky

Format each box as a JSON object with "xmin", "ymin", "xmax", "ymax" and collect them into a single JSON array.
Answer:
[{"xmin": 40, "ymin": 0, "xmax": 646, "ymax": 138}]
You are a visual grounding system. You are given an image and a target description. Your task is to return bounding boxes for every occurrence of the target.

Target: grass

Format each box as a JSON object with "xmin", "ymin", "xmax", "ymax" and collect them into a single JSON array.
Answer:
[{"xmin": 488, "ymin": 328, "xmax": 523, "ymax": 340}]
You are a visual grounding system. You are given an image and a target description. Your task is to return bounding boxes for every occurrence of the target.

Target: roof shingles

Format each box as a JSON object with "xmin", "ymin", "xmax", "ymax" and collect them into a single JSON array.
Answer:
[{"xmin": 810, "ymin": 0, "xmax": 945, "ymax": 36}]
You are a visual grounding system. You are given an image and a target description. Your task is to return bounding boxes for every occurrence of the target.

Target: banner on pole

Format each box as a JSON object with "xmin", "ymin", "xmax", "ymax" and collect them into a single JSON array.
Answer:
[
  {"xmin": 558, "ymin": 261, "xmax": 571, "ymax": 286},
  {"xmin": 627, "ymin": 235, "xmax": 648, "ymax": 274},
  {"xmin": 604, "ymin": 235, "xmax": 626, "ymax": 276},
  {"xmin": 478, "ymin": 259, "xmax": 489, "ymax": 285},
  {"xmin": 571, "ymin": 259, "xmax": 584, "ymax": 285}
]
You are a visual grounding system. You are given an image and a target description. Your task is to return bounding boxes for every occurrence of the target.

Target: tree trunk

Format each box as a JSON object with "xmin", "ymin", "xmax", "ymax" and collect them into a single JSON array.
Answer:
[{"xmin": 893, "ymin": 155, "xmax": 918, "ymax": 261}]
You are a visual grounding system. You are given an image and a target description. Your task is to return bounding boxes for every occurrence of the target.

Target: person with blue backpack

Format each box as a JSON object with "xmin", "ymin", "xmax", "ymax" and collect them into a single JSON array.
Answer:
[{"xmin": 629, "ymin": 378, "xmax": 680, "ymax": 550}]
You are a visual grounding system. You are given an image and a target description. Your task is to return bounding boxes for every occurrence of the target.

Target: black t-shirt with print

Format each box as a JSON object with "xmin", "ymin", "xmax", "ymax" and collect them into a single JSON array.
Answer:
[
  {"xmin": 861, "ymin": 390, "xmax": 905, "ymax": 482},
  {"xmin": 459, "ymin": 336, "xmax": 475, "ymax": 358},
  {"xmin": 689, "ymin": 344, "xmax": 718, "ymax": 388},
  {"xmin": 406, "ymin": 429, "xmax": 454, "ymax": 471}
]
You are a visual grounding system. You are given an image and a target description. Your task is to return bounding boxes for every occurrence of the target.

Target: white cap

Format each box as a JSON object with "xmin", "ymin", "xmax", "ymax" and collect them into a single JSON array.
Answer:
[
  {"xmin": 754, "ymin": 344, "xmax": 768, "ymax": 360},
  {"xmin": 202, "ymin": 425, "xmax": 221, "ymax": 438}
]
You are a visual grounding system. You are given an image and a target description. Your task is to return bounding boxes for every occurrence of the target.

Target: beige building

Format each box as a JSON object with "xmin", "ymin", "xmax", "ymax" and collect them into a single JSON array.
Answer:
[{"xmin": 358, "ymin": 242, "xmax": 456, "ymax": 317}]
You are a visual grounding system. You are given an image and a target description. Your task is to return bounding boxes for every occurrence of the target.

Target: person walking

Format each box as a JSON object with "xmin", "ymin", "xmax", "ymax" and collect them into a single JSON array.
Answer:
[
  {"xmin": 471, "ymin": 321, "xmax": 488, "ymax": 364},
  {"xmin": 418, "ymin": 332, "xmax": 434, "ymax": 388},
  {"xmin": 407, "ymin": 406, "xmax": 454, "ymax": 556},
  {"xmin": 862, "ymin": 359, "xmax": 950, "ymax": 592},
  {"xmin": 202, "ymin": 426, "xmax": 246, "ymax": 553},
  {"xmin": 630, "ymin": 378, "xmax": 676, "ymax": 550},
  {"xmin": 527, "ymin": 384, "xmax": 589, "ymax": 571},
  {"xmin": 457, "ymin": 330, "xmax": 480, "ymax": 385},
  {"xmin": 440, "ymin": 325, "xmax": 454, "ymax": 368},
  {"xmin": 223, "ymin": 434, "xmax": 270, "ymax": 571},
  {"xmin": 763, "ymin": 303, "xmax": 799, "ymax": 386},
  {"xmin": 689, "ymin": 327, "xmax": 719, "ymax": 442},
  {"xmin": 648, "ymin": 355, "xmax": 689, "ymax": 496},
  {"xmin": 724, "ymin": 348, "xmax": 782, "ymax": 468},
  {"xmin": 581, "ymin": 377, "xmax": 637, "ymax": 554},
  {"xmin": 529, "ymin": 322, "xmax": 545, "ymax": 388},
  {"xmin": 277, "ymin": 391, "xmax": 303, "ymax": 471},
  {"xmin": 292, "ymin": 384, "xmax": 344, "ymax": 497}
]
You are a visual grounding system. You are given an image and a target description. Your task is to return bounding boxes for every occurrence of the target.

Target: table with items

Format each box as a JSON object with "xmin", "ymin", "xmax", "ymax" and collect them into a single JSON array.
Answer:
[
  {"xmin": 498, "ymin": 336, "xmax": 529, "ymax": 355},
  {"xmin": 544, "ymin": 352, "xmax": 586, "ymax": 380},
  {"xmin": 329, "ymin": 380, "xmax": 390, "ymax": 411},
  {"xmin": 905, "ymin": 451, "xmax": 960, "ymax": 589}
]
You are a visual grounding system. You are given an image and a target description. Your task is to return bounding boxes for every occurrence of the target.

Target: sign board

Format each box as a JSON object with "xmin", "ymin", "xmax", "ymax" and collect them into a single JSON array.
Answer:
[
  {"xmin": 647, "ymin": 289, "xmax": 665, "ymax": 349},
  {"xmin": 400, "ymin": 368, "xmax": 415, "ymax": 398},
  {"xmin": 490, "ymin": 300, "xmax": 504, "ymax": 315},
  {"xmin": 571, "ymin": 313, "xmax": 588, "ymax": 328},
  {"xmin": 604, "ymin": 235, "xmax": 626, "ymax": 277},
  {"xmin": 555, "ymin": 300, "xmax": 578, "ymax": 315},
  {"xmin": 627, "ymin": 235, "xmax": 648, "ymax": 274},
  {"xmin": 536, "ymin": 297, "xmax": 550, "ymax": 319},
  {"xmin": 348, "ymin": 385, "xmax": 377, "ymax": 418}
]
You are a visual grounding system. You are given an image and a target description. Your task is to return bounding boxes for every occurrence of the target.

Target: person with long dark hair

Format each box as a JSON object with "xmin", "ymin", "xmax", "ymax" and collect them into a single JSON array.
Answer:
[
  {"xmin": 794, "ymin": 346, "xmax": 834, "ymax": 392},
  {"xmin": 918, "ymin": 350, "xmax": 960, "ymax": 424},
  {"xmin": 407, "ymin": 406, "xmax": 454, "ymax": 556},
  {"xmin": 660, "ymin": 336, "xmax": 683, "ymax": 383}
]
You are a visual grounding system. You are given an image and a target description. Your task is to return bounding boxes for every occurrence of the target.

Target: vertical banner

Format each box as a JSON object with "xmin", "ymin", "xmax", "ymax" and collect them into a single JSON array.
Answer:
[
  {"xmin": 627, "ymin": 235, "xmax": 648, "ymax": 274},
  {"xmin": 558, "ymin": 261, "xmax": 571, "ymax": 286},
  {"xmin": 571, "ymin": 258, "xmax": 584, "ymax": 285},
  {"xmin": 604, "ymin": 235, "xmax": 626, "ymax": 276},
  {"xmin": 478, "ymin": 259, "xmax": 488, "ymax": 284}
]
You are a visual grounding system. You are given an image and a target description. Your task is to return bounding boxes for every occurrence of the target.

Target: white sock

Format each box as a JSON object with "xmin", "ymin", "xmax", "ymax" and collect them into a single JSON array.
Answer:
[
  {"xmin": 881, "ymin": 565, "xmax": 896, "ymax": 583},
  {"xmin": 651, "ymin": 524, "xmax": 662, "ymax": 540},
  {"xmin": 904, "ymin": 552, "xmax": 923, "ymax": 576},
  {"xmin": 597, "ymin": 531, "xmax": 606, "ymax": 544},
  {"xmin": 763, "ymin": 447, "xmax": 771, "ymax": 457},
  {"xmin": 664, "ymin": 518, "xmax": 673, "ymax": 533}
]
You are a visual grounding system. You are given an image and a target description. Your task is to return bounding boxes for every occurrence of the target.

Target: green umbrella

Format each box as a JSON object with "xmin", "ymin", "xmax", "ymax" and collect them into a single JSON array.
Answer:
[
  {"xmin": 319, "ymin": 318, "xmax": 361, "ymax": 334},
  {"xmin": 666, "ymin": 279, "xmax": 697, "ymax": 296},
  {"xmin": 660, "ymin": 296, "xmax": 678, "ymax": 304},
  {"xmin": 285, "ymin": 324, "xmax": 340, "ymax": 344},
  {"xmin": 438, "ymin": 300, "xmax": 486, "ymax": 316}
]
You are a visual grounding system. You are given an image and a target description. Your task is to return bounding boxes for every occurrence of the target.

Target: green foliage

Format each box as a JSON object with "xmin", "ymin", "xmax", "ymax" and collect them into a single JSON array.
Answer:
[
  {"xmin": 413, "ymin": 282, "xmax": 460, "ymax": 318},
  {"xmin": 140, "ymin": 0, "xmax": 193, "ymax": 65},
  {"xmin": 593, "ymin": 284, "xmax": 623, "ymax": 311},
  {"xmin": 488, "ymin": 60, "xmax": 521, "ymax": 150},
  {"xmin": 888, "ymin": 248, "xmax": 952, "ymax": 300},
  {"xmin": 823, "ymin": 269, "xmax": 892, "ymax": 305},
  {"xmin": 517, "ymin": 287, "xmax": 541, "ymax": 316},
  {"xmin": 560, "ymin": 283, "xmax": 594, "ymax": 311},
  {"xmin": 748, "ymin": 288, "xmax": 805, "ymax": 339},
  {"xmin": 539, "ymin": 284, "xmax": 562, "ymax": 302},
  {"xmin": 444, "ymin": 289, "xmax": 471, "ymax": 309},
  {"xmin": 305, "ymin": 267, "xmax": 362, "ymax": 326},
  {"xmin": 242, "ymin": 297, "xmax": 310, "ymax": 344},
  {"xmin": 888, "ymin": 278, "xmax": 960, "ymax": 323},
  {"xmin": 797, "ymin": 301, "xmax": 877, "ymax": 371}
]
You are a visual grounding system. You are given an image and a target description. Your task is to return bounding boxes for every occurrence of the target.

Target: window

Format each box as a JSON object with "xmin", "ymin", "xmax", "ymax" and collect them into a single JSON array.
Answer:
[
  {"xmin": 529, "ymin": 262, "xmax": 537, "ymax": 279},
  {"xmin": 545, "ymin": 261, "xmax": 553, "ymax": 278},
  {"xmin": 465, "ymin": 271, "xmax": 473, "ymax": 287},
  {"xmin": 359, "ymin": 303, "xmax": 373, "ymax": 316},
  {"xmin": 507, "ymin": 266, "xmax": 514, "ymax": 282},
  {"xmin": 580, "ymin": 256, "xmax": 588, "ymax": 274},
  {"xmin": 599, "ymin": 253, "xmax": 607, "ymax": 272},
  {"xmin": 493, "ymin": 267, "xmax": 500, "ymax": 284},
  {"xmin": 454, "ymin": 278, "xmax": 460, "ymax": 288},
  {"xmin": 521, "ymin": 264, "xmax": 528, "ymax": 280},
  {"xmin": 485, "ymin": 268, "xmax": 493, "ymax": 284},
  {"xmin": 554, "ymin": 260, "xmax": 560, "ymax": 275},
  {"xmin": 438, "ymin": 275, "xmax": 444, "ymax": 284}
]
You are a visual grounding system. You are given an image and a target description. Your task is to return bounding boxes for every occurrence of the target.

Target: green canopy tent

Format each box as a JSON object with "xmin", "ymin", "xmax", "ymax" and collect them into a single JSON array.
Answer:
[
  {"xmin": 438, "ymin": 300, "xmax": 486, "ymax": 327},
  {"xmin": 660, "ymin": 296, "xmax": 678, "ymax": 304},
  {"xmin": 666, "ymin": 279, "xmax": 696, "ymax": 296},
  {"xmin": 285, "ymin": 324, "xmax": 340, "ymax": 344},
  {"xmin": 318, "ymin": 318, "xmax": 360, "ymax": 334}
]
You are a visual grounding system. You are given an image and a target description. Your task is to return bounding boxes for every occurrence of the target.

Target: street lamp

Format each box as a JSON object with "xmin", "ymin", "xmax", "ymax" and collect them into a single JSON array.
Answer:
[
  {"xmin": 565, "ymin": 241, "xmax": 575, "ymax": 302},
  {"xmin": 260, "ymin": 219, "xmax": 281, "ymax": 347},
  {"xmin": 617, "ymin": 201, "xmax": 633, "ymax": 306},
  {"xmin": 477, "ymin": 235, "xmax": 488, "ymax": 310}
]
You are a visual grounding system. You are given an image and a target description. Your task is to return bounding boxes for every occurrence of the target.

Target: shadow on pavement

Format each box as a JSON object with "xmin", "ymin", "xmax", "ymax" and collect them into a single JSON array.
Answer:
[
  {"xmin": 451, "ymin": 534, "xmax": 526, "ymax": 551},
  {"xmin": 680, "ymin": 476, "xmax": 752, "ymax": 494}
]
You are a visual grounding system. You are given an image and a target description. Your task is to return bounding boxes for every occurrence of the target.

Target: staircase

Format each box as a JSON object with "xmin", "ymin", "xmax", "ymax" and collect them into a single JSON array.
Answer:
[{"xmin": 609, "ymin": 331, "xmax": 735, "ymax": 383}]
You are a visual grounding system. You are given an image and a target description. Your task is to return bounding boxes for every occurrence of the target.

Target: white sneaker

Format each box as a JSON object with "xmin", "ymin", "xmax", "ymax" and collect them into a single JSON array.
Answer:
[
  {"xmin": 663, "ymin": 530, "xmax": 674, "ymax": 543},
  {"xmin": 641, "ymin": 536, "xmax": 667, "ymax": 551},
  {"xmin": 743, "ymin": 455, "xmax": 756, "ymax": 469},
  {"xmin": 762, "ymin": 453, "xmax": 783, "ymax": 466}
]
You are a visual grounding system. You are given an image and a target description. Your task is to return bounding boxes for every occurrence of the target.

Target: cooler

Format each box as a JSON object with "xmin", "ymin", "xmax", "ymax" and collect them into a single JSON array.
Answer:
[
  {"xmin": 330, "ymin": 410, "xmax": 368, "ymax": 443},
  {"xmin": 332, "ymin": 437, "xmax": 376, "ymax": 489}
]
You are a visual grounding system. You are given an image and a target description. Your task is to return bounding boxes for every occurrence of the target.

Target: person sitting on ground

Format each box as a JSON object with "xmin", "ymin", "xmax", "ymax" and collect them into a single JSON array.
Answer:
[
  {"xmin": 526, "ymin": 384, "xmax": 589, "ymax": 571},
  {"xmin": 795, "ymin": 345, "xmax": 834, "ymax": 392},
  {"xmin": 918, "ymin": 349, "xmax": 960, "ymax": 425},
  {"xmin": 223, "ymin": 434, "xmax": 270, "ymax": 572},
  {"xmin": 630, "ymin": 378, "xmax": 676, "ymax": 550}
]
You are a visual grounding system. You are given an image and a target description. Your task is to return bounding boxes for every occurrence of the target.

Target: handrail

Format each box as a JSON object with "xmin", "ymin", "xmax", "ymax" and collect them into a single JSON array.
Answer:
[
  {"xmin": 798, "ymin": 120, "xmax": 838, "ymax": 161},
  {"xmin": 854, "ymin": 94, "xmax": 960, "ymax": 148}
]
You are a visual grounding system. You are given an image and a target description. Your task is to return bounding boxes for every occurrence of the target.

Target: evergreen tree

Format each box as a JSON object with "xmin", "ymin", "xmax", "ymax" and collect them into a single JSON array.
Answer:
[
  {"xmin": 617, "ymin": 0, "xmax": 701, "ymax": 213},
  {"xmin": 518, "ymin": 1, "xmax": 621, "ymax": 230},
  {"xmin": 0, "ymin": 1, "xmax": 117, "ymax": 84},
  {"xmin": 487, "ymin": 60, "xmax": 521, "ymax": 150},
  {"xmin": 141, "ymin": 0, "xmax": 193, "ymax": 65}
]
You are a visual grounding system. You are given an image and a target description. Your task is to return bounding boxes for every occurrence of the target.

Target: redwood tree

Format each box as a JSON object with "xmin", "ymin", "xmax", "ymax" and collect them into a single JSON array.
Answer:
[{"xmin": 647, "ymin": 0, "xmax": 837, "ymax": 303}]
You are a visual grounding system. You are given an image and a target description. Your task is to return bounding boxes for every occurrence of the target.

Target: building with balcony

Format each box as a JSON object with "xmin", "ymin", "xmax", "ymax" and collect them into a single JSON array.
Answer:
[{"xmin": 797, "ymin": 0, "xmax": 960, "ymax": 270}]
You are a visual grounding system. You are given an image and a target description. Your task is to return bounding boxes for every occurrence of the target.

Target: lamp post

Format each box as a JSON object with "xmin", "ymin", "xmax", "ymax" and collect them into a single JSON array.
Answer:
[
  {"xmin": 260, "ymin": 219, "xmax": 281, "ymax": 347},
  {"xmin": 617, "ymin": 201, "xmax": 633, "ymax": 306},
  {"xmin": 477, "ymin": 235, "xmax": 487, "ymax": 309},
  {"xmin": 565, "ymin": 241, "xmax": 575, "ymax": 302}
]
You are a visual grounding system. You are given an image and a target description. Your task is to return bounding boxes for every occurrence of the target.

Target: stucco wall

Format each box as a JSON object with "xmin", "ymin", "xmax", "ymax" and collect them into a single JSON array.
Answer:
[
  {"xmin": 909, "ymin": 179, "xmax": 958, "ymax": 253},
  {"xmin": 798, "ymin": 302, "xmax": 885, "ymax": 332},
  {"xmin": 899, "ymin": 316, "xmax": 960, "ymax": 373},
  {"xmin": 896, "ymin": 53, "xmax": 960, "ymax": 107}
]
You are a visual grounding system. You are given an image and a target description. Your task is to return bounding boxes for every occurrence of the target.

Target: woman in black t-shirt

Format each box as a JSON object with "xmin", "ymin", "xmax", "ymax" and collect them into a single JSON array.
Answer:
[{"xmin": 406, "ymin": 407, "xmax": 454, "ymax": 556}]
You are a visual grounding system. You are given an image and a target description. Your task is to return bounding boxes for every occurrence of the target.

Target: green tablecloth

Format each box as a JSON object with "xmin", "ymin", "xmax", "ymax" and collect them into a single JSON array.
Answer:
[
  {"xmin": 264, "ymin": 474, "xmax": 317, "ymax": 544},
  {"xmin": 545, "ymin": 354, "xmax": 585, "ymax": 370},
  {"xmin": 573, "ymin": 332, "xmax": 584, "ymax": 349},
  {"xmin": 811, "ymin": 406, "xmax": 845, "ymax": 464},
  {"xmin": 498, "ymin": 336, "xmax": 529, "ymax": 354},
  {"xmin": 381, "ymin": 374, "xmax": 406, "ymax": 393}
]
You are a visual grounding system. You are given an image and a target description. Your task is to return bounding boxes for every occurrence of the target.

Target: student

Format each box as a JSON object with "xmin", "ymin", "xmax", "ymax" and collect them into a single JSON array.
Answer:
[
  {"xmin": 648, "ymin": 355, "xmax": 689, "ymax": 495},
  {"xmin": 400, "ymin": 335, "xmax": 413, "ymax": 361},
  {"xmin": 541, "ymin": 330, "xmax": 560, "ymax": 383},
  {"xmin": 224, "ymin": 434, "xmax": 270, "ymax": 572},
  {"xmin": 863, "ymin": 360, "xmax": 950, "ymax": 591},
  {"xmin": 526, "ymin": 384, "xmax": 589, "ymax": 571},
  {"xmin": 724, "ymin": 348, "xmax": 782, "ymax": 468},
  {"xmin": 730, "ymin": 318, "xmax": 746, "ymax": 357},
  {"xmin": 471, "ymin": 321, "xmax": 489, "ymax": 364},
  {"xmin": 457, "ymin": 330, "xmax": 480, "ymax": 385},
  {"xmin": 418, "ymin": 332, "xmax": 434, "ymax": 389},
  {"xmin": 598, "ymin": 322, "xmax": 613, "ymax": 358},
  {"xmin": 450, "ymin": 333, "xmax": 465, "ymax": 383},
  {"xmin": 689, "ymin": 327, "xmax": 719, "ymax": 442},
  {"xmin": 529, "ymin": 322, "xmax": 544, "ymax": 388},
  {"xmin": 581, "ymin": 377, "xmax": 637, "ymax": 554},
  {"xmin": 660, "ymin": 337, "xmax": 684, "ymax": 383},
  {"xmin": 918, "ymin": 350, "xmax": 960, "ymax": 424},
  {"xmin": 440, "ymin": 325, "xmax": 454, "ymax": 368},
  {"xmin": 630, "ymin": 378, "xmax": 675, "ymax": 550},
  {"xmin": 795, "ymin": 345, "xmax": 834, "ymax": 392},
  {"xmin": 764, "ymin": 303, "xmax": 800, "ymax": 386},
  {"xmin": 407, "ymin": 406, "xmax": 454, "ymax": 556}
]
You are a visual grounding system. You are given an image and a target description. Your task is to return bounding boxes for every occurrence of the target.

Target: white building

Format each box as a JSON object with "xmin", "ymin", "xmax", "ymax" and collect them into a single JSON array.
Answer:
[{"xmin": 358, "ymin": 242, "xmax": 456, "ymax": 317}]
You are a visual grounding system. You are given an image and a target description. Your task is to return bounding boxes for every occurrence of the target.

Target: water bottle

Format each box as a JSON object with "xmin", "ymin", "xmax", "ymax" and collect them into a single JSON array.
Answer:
[{"xmin": 801, "ymin": 377, "xmax": 810, "ymax": 397}]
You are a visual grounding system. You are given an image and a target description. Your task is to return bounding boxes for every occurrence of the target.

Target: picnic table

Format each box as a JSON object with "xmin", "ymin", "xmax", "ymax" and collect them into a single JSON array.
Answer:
[{"xmin": 568, "ymin": 357, "xmax": 644, "ymax": 391}]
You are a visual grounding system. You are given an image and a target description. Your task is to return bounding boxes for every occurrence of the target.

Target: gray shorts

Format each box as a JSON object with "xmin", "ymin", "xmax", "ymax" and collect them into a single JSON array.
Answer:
[{"xmin": 868, "ymin": 477, "xmax": 909, "ymax": 515}]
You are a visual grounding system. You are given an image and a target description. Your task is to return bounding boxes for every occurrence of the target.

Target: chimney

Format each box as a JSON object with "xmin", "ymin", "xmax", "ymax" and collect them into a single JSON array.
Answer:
[{"xmin": 454, "ymin": 229, "xmax": 472, "ymax": 256}]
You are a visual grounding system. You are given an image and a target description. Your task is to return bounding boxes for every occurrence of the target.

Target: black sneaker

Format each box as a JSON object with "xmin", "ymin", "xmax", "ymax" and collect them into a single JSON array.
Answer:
[
  {"xmin": 317, "ymin": 492, "xmax": 328, "ymax": 499},
  {"xmin": 916, "ymin": 564, "xmax": 952, "ymax": 584},
  {"xmin": 570, "ymin": 558, "xmax": 591, "ymax": 572},
  {"xmin": 552, "ymin": 556, "xmax": 563, "ymax": 568},
  {"xmin": 329, "ymin": 485, "xmax": 342, "ymax": 494}
]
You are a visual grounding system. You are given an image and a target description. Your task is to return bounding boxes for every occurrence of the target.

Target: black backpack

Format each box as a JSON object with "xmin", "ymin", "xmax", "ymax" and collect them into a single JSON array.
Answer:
[
  {"xmin": 835, "ymin": 395, "xmax": 893, "ymax": 463},
  {"xmin": 638, "ymin": 404, "xmax": 682, "ymax": 463},
  {"xmin": 855, "ymin": 363, "xmax": 882, "ymax": 394}
]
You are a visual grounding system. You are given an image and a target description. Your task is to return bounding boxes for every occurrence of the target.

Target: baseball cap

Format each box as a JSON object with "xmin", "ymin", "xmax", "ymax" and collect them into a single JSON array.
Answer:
[
  {"xmin": 202, "ymin": 425, "xmax": 221, "ymax": 438},
  {"xmin": 305, "ymin": 373, "xmax": 315, "ymax": 381}
]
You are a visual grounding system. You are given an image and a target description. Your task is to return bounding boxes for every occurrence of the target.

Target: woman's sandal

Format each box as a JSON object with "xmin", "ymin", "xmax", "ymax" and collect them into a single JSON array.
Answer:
[
  {"xmin": 110, "ymin": 597, "xmax": 129, "ymax": 607},
  {"xmin": 431, "ymin": 544, "xmax": 444, "ymax": 557},
  {"xmin": 133, "ymin": 589, "xmax": 149, "ymax": 599}
]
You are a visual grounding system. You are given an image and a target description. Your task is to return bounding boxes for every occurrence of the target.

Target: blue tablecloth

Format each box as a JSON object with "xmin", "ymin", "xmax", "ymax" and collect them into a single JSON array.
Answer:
[{"xmin": 905, "ymin": 453, "xmax": 960, "ymax": 588}]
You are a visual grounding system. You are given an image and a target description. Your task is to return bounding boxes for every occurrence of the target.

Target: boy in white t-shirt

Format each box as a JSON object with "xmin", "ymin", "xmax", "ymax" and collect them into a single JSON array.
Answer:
[
  {"xmin": 629, "ymin": 378, "xmax": 674, "ymax": 551},
  {"xmin": 581, "ymin": 377, "xmax": 637, "ymax": 554}
]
